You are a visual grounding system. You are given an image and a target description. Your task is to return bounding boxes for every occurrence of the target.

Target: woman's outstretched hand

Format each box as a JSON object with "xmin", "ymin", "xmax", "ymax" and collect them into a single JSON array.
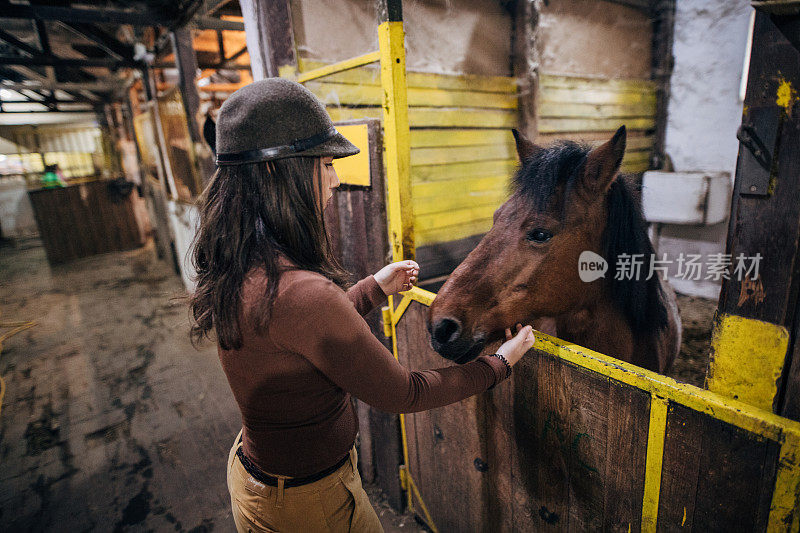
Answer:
[
  {"xmin": 496, "ymin": 323, "xmax": 536, "ymax": 366},
  {"xmin": 374, "ymin": 260, "xmax": 420, "ymax": 295}
]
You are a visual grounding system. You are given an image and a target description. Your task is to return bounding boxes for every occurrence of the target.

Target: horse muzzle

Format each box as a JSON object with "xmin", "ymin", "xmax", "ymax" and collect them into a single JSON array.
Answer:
[{"xmin": 429, "ymin": 317, "xmax": 486, "ymax": 364}]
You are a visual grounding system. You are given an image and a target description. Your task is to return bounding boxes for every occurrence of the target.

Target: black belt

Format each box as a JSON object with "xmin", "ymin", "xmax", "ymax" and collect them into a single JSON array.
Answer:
[{"xmin": 236, "ymin": 446, "xmax": 350, "ymax": 488}]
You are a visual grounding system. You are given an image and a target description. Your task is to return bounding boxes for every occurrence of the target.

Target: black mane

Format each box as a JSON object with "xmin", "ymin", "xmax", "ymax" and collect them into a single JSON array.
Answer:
[{"xmin": 512, "ymin": 141, "xmax": 670, "ymax": 335}]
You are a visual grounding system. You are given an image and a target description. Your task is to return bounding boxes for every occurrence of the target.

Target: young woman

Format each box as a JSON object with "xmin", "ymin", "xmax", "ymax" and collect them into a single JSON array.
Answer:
[{"xmin": 189, "ymin": 78, "xmax": 536, "ymax": 532}]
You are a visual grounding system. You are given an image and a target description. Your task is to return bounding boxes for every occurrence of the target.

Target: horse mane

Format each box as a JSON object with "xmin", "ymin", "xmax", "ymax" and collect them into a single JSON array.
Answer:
[
  {"xmin": 604, "ymin": 177, "xmax": 669, "ymax": 334},
  {"xmin": 512, "ymin": 141, "xmax": 670, "ymax": 335}
]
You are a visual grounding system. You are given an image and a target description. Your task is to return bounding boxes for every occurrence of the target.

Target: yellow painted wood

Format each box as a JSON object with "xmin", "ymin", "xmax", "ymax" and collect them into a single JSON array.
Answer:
[
  {"xmin": 540, "ymin": 74, "xmax": 656, "ymax": 93},
  {"xmin": 540, "ymin": 87, "xmax": 656, "ymax": 106},
  {"xmin": 410, "ymin": 143, "xmax": 516, "ymax": 166},
  {"xmin": 296, "ymin": 50, "xmax": 380, "ymax": 83},
  {"xmin": 413, "ymin": 187, "xmax": 508, "ymax": 216},
  {"xmin": 325, "ymin": 106, "xmax": 516, "ymax": 128},
  {"xmin": 416, "ymin": 217, "xmax": 493, "ymax": 246},
  {"xmin": 412, "ymin": 174, "xmax": 510, "ymax": 198},
  {"xmin": 768, "ymin": 432, "xmax": 800, "ymax": 531},
  {"xmin": 622, "ymin": 150, "xmax": 651, "ymax": 166},
  {"xmin": 325, "ymin": 107, "xmax": 382, "ymax": 122},
  {"xmin": 410, "ymin": 107, "xmax": 517, "ymax": 128},
  {"xmin": 706, "ymin": 313, "xmax": 790, "ymax": 411},
  {"xmin": 298, "ymin": 58, "xmax": 517, "ymax": 94},
  {"xmin": 411, "ymin": 128, "xmax": 514, "ymax": 148},
  {"xmin": 379, "ymin": 20, "xmax": 413, "ymax": 261},
  {"xmin": 587, "ymin": 135, "xmax": 654, "ymax": 151},
  {"xmin": 306, "ymin": 81, "xmax": 518, "ymax": 109},
  {"xmin": 538, "ymin": 101, "xmax": 656, "ymax": 119},
  {"xmin": 538, "ymin": 117, "xmax": 655, "ymax": 134},
  {"xmin": 641, "ymin": 396, "xmax": 669, "ymax": 532},
  {"xmin": 332, "ymin": 124, "xmax": 371, "ymax": 186},
  {"xmin": 415, "ymin": 203, "xmax": 498, "ymax": 231},
  {"xmin": 412, "ymin": 159, "xmax": 518, "ymax": 182}
]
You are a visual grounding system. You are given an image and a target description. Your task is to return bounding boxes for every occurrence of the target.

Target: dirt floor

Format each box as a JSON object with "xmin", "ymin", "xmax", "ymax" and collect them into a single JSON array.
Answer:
[
  {"xmin": 0, "ymin": 238, "xmax": 421, "ymax": 532},
  {"xmin": 667, "ymin": 294, "xmax": 718, "ymax": 388}
]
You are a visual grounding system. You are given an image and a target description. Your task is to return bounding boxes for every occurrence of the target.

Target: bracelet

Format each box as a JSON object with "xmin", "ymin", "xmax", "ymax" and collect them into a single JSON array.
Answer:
[{"xmin": 490, "ymin": 353, "xmax": 512, "ymax": 379}]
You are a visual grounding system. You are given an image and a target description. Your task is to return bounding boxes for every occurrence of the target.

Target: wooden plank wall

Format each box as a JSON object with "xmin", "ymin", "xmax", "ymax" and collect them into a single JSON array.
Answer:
[
  {"xmin": 396, "ymin": 301, "xmax": 783, "ymax": 532},
  {"xmin": 28, "ymin": 180, "xmax": 149, "ymax": 265},
  {"xmin": 537, "ymin": 74, "xmax": 657, "ymax": 174},
  {"xmin": 297, "ymin": 59, "xmax": 519, "ymax": 256},
  {"xmin": 298, "ymin": 63, "xmax": 657, "ymax": 281}
]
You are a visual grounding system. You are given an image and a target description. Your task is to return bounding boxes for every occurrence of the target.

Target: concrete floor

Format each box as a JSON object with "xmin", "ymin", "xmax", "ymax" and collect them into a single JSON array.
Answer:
[{"xmin": 0, "ymin": 239, "xmax": 421, "ymax": 532}]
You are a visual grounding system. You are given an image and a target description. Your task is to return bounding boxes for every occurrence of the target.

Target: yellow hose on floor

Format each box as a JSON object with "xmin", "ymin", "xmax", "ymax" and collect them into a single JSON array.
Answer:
[{"xmin": 0, "ymin": 316, "xmax": 37, "ymax": 417}]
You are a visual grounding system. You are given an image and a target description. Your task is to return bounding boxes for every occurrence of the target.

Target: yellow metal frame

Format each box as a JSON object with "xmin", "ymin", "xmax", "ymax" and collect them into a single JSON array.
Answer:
[
  {"xmin": 296, "ymin": 50, "xmax": 381, "ymax": 84},
  {"xmin": 378, "ymin": 20, "xmax": 414, "ymax": 262},
  {"xmin": 381, "ymin": 287, "xmax": 800, "ymax": 532}
]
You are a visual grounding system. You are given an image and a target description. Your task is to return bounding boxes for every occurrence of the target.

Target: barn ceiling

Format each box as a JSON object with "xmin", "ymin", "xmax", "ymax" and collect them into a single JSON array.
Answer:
[{"xmin": 0, "ymin": 0, "xmax": 243, "ymax": 114}]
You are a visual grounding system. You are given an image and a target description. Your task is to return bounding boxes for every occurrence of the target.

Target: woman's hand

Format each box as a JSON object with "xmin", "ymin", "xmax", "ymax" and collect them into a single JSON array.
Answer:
[
  {"xmin": 496, "ymin": 323, "xmax": 536, "ymax": 366},
  {"xmin": 374, "ymin": 260, "xmax": 420, "ymax": 295}
]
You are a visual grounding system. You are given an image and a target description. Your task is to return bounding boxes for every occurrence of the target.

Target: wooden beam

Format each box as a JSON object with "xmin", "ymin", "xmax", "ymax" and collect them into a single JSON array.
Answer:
[
  {"xmin": 239, "ymin": 0, "xmax": 295, "ymax": 79},
  {"xmin": 0, "ymin": 4, "xmax": 174, "ymax": 27},
  {"xmin": 58, "ymin": 22, "xmax": 136, "ymax": 61},
  {"xmin": 193, "ymin": 17, "xmax": 245, "ymax": 32},
  {"xmin": 0, "ymin": 28, "xmax": 41, "ymax": 58},
  {"xmin": 650, "ymin": 0, "xmax": 676, "ymax": 169},
  {"xmin": 202, "ymin": 0, "xmax": 231, "ymax": 16},
  {"xmin": 512, "ymin": 0, "xmax": 539, "ymax": 136},
  {"xmin": 0, "ymin": 81, "xmax": 116, "ymax": 92},
  {"xmin": 170, "ymin": 27, "xmax": 214, "ymax": 184},
  {"xmin": 153, "ymin": 61, "xmax": 251, "ymax": 70},
  {"xmin": 0, "ymin": 55, "xmax": 139, "ymax": 69}
]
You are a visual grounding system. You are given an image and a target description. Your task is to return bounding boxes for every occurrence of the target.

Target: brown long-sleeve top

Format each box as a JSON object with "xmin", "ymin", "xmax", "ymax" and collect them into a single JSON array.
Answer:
[{"xmin": 217, "ymin": 266, "xmax": 507, "ymax": 477}]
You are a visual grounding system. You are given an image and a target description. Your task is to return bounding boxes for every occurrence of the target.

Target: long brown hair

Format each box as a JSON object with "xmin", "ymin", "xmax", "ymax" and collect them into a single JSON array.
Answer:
[{"xmin": 189, "ymin": 157, "xmax": 348, "ymax": 350}]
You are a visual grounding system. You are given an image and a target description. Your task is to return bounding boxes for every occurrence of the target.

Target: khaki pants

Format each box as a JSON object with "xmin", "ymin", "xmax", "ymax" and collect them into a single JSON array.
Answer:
[{"xmin": 226, "ymin": 430, "xmax": 384, "ymax": 532}]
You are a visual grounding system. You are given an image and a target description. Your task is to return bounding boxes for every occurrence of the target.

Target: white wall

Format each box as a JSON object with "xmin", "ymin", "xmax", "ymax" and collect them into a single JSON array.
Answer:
[
  {"xmin": 665, "ymin": 0, "xmax": 752, "ymax": 174},
  {"xmin": 657, "ymin": 0, "xmax": 752, "ymax": 300}
]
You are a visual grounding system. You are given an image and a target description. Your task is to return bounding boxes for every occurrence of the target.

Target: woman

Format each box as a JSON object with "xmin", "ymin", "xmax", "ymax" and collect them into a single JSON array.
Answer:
[{"xmin": 189, "ymin": 78, "xmax": 536, "ymax": 532}]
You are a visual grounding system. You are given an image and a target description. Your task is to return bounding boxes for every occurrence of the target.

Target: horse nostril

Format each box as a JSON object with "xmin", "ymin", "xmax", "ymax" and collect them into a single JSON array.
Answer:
[{"xmin": 433, "ymin": 317, "xmax": 462, "ymax": 346}]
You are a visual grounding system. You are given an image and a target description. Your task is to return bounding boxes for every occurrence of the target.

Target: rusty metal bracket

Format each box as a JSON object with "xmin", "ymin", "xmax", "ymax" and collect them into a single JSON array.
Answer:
[{"xmin": 737, "ymin": 106, "xmax": 780, "ymax": 197}]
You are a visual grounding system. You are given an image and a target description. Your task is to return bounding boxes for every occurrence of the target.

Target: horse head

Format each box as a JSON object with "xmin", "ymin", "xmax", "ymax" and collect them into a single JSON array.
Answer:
[{"xmin": 428, "ymin": 127, "xmax": 629, "ymax": 363}]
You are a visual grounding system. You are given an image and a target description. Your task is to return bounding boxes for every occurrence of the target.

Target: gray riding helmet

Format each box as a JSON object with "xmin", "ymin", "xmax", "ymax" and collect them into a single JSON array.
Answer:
[{"xmin": 215, "ymin": 78, "xmax": 359, "ymax": 165}]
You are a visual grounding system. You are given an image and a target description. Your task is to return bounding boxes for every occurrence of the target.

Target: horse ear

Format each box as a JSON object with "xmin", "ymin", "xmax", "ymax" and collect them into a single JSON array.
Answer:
[
  {"xmin": 512, "ymin": 128, "xmax": 543, "ymax": 162},
  {"xmin": 581, "ymin": 125, "xmax": 626, "ymax": 195}
]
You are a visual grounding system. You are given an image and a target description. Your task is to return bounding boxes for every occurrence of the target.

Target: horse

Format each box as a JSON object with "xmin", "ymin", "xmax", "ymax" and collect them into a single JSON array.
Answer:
[{"xmin": 427, "ymin": 126, "xmax": 681, "ymax": 373}]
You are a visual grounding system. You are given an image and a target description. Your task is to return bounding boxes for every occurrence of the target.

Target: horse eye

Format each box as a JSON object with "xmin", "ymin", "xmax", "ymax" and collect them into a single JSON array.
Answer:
[{"xmin": 527, "ymin": 228, "xmax": 553, "ymax": 243}]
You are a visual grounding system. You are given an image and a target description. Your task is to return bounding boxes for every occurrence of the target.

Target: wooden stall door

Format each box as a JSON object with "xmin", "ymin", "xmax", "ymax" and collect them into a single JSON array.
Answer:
[
  {"xmin": 323, "ymin": 119, "xmax": 405, "ymax": 510},
  {"xmin": 396, "ymin": 300, "xmax": 794, "ymax": 532}
]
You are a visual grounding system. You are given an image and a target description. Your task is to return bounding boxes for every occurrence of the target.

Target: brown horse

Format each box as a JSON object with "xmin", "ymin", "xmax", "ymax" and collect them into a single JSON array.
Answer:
[{"xmin": 428, "ymin": 126, "xmax": 681, "ymax": 373}]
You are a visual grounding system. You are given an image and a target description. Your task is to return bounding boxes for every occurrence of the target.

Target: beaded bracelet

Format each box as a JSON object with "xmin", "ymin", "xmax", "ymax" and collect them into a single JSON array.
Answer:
[{"xmin": 490, "ymin": 353, "xmax": 512, "ymax": 379}]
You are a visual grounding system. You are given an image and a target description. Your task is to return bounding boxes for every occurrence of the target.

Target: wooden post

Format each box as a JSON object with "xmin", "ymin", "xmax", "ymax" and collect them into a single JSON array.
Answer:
[
  {"xmin": 511, "ymin": 0, "xmax": 540, "ymax": 138},
  {"xmin": 706, "ymin": 9, "xmax": 800, "ymax": 418},
  {"xmin": 650, "ymin": 0, "xmax": 676, "ymax": 169},
  {"xmin": 170, "ymin": 27, "xmax": 214, "ymax": 185},
  {"xmin": 238, "ymin": 0, "xmax": 296, "ymax": 80}
]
